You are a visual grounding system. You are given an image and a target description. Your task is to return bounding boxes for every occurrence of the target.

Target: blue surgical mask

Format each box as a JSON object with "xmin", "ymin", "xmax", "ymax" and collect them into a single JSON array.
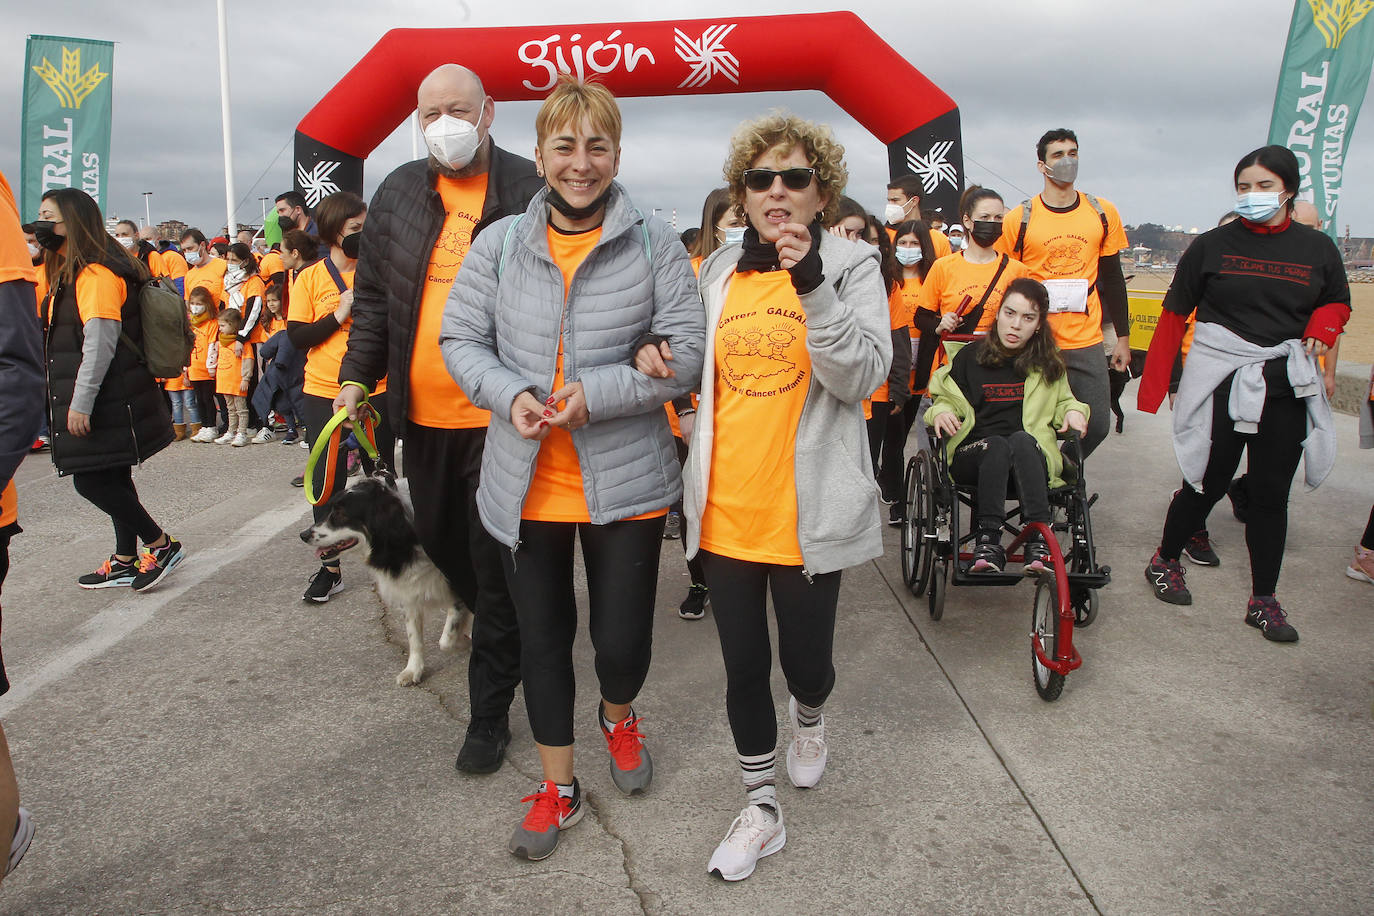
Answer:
[
  {"xmin": 1235, "ymin": 191, "xmax": 1284, "ymax": 223},
  {"xmin": 895, "ymin": 246, "xmax": 922, "ymax": 265},
  {"xmin": 722, "ymin": 226, "xmax": 746, "ymax": 245}
]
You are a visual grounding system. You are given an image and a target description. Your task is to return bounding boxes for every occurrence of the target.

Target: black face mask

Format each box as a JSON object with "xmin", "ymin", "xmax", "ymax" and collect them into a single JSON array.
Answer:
[
  {"xmin": 969, "ymin": 219, "xmax": 1002, "ymax": 248},
  {"xmin": 278, "ymin": 213, "xmax": 297, "ymax": 232},
  {"xmin": 33, "ymin": 220, "xmax": 65, "ymax": 252},
  {"xmin": 340, "ymin": 231, "xmax": 361, "ymax": 259},
  {"xmin": 545, "ymin": 185, "xmax": 612, "ymax": 223}
]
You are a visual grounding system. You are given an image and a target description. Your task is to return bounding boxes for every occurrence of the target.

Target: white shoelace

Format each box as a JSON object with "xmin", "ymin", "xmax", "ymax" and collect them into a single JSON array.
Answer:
[
  {"xmin": 723, "ymin": 807, "xmax": 774, "ymax": 851},
  {"xmin": 793, "ymin": 733, "xmax": 826, "ymax": 763}
]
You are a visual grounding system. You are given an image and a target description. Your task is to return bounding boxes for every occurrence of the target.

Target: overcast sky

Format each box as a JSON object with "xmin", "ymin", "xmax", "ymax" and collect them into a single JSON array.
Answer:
[{"xmin": 4, "ymin": 0, "xmax": 1373, "ymax": 236}]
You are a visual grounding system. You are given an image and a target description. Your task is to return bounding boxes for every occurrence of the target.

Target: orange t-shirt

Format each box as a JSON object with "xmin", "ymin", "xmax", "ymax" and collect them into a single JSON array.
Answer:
[
  {"xmin": 185, "ymin": 257, "xmax": 227, "ymax": 307},
  {"xmin": 289, "ymin": 259, "xmax": 386, "ymax": 400},
  {"xmin": 215, "ymin": 339, "xmax": 253, "ymax": 396},
  {"xmin": 523, "ymin": 226, "xmax": 601, "ymax": 523},
  {"xmin": 0, "ymin": 171, "xmax": 35, "ymax": 286},
  {"xmin": 871, "ymin": 283, "xmax": 916, "ymax": 403},
  {"xmin": 699, "ymin": 270, "xmax": 812, "ymax": 565},
  {"xmin": 161, "ymin": 249, "xmax": 188, "ymax": 283},
  {"xmin": 188, "ymin": 316, "xmax": 218, "ymax": 382},
  {"xmin": 407, "ymin": 173, "xmax": 491, "ymax": 429},
  {"xmin": 996, "ymin": 193, "xmax": 1128, "ymax": 350},
  {"xmin": 142, "ymin": 248, "xmax": 165, "ymax": 277},
  {"xmin": 918, "ymin": 252, "xmax": 1030, "ymax": 335},
  {"xmin": 1, "ymin": 480, "xmax": 16, "ymax": 529},
  {"xmin": 258, "ymin": 250, "xmax": 284, "ymax": 283},
  {"xmin": 36, "ymin": 264, "xmax": 125, "ymax": 324}
]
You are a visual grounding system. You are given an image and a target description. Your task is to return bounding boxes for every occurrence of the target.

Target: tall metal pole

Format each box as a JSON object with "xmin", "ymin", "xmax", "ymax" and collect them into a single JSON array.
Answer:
[
  {"xmin": 142, "ymin": 192, "xmax": 152, "ymax": 227},
  {"xmin": 215, "ymin": 0, "xmax": 237, "ymax": 238}
]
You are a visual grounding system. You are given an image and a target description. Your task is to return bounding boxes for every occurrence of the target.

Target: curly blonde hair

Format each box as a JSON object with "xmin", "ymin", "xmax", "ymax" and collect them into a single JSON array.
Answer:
[{"xmin": 722, "ymin": 112, "xmax": 848, "ymax": 226}]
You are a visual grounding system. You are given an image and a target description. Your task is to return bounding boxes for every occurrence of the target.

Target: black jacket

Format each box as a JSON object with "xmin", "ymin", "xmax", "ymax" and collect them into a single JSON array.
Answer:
[
  {"xmin": 43, "ymin": 258, "xmax": 173, "ymax": 475},
  {"xmin": 340, "ymin": 141, "xmax": 544, "ymax": 433}
]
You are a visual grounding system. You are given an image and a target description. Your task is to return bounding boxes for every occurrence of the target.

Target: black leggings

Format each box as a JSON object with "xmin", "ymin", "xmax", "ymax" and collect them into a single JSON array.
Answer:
[
  {"xmin": 950, "ymin": 431, "xmax": 1051, "ymax": 534},
  {"xmin": 1363, "ymin": 505, "xmax": 1374, "ymax": 550},
  {"xmin": 672, "ymin": 438, "xmax": 705, "ymax": 586},
  {"xmin": 699, "ymin": 550, "xmax": 841, "ymax": 757},
  {"xmin": 192, "ymin": 379, "xmax": 219, "ymax": 430},
  {"xmin": 72, "ymin": 467, "xmax": 163, "ymax": 557},
  {"xmin": 501, "ymin": 516, "xmax": 664, "ymax": 747},
  {"xmin": 866, "ymin": 400, "xmax": 891, "ymax": 476},
  {"xmin": 302, "ymin": 392, "xmax": 396, "ymax": 529},
  {"xmin": 1159, "ymin": 379, "xmax": 1305, "ymax": 596}
]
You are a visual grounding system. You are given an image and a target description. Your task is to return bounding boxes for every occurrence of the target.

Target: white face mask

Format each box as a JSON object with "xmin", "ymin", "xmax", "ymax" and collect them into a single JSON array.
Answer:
[
  {"xmin": 185, "ymin": 248, "xmax": 202, "ymax": 265},
  {"xmin": 884, "ymin": 202, "xmax": 909, "ymax": 225},
  {"xmin": 423, "ymin": 114, "xmax": 482, "ymax": 170},
  {"xmin": 27, "ymin": 243, "xmax": 40, "ymax": 259},
  {"xmin": 226, "ymin": 264, "xmax": 245, "ymax": 282},
  {"xmin": 189, "ymin": 303, "xmax": 207, "ymax": 316},
  {"xmin": 895, "ymin": 246, "xmax": 922, "ymax": 265},
  {"xmin": 117, "ymin": 236, "xmax": 136, "ymax": 249},
  {"xmin": 722, "ymin": 226, "xmax": 746, "ymax": 245}
]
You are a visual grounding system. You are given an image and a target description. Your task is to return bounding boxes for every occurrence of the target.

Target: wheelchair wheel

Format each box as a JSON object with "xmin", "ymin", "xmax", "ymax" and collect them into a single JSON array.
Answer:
[
  {"xmin": 1071, "ymin": 586, "xmax": 1098, "ymax": 627},
  {"xmin": 1031, "ymin": 580, "xmax": 1065, "ymax": 701},
  {"xmin": 928, "ymin": 557, "xmax": 948, "ymax": 620},
  {"xmin": 901, "ymin": 452, "xmax": 935, "ymax": 596}
]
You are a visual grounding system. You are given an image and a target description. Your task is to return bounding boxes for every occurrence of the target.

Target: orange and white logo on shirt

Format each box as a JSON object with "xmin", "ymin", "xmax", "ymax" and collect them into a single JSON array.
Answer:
[{"xmin": 717, "ymin": 311, "xmax": 807, "ymax": 397}]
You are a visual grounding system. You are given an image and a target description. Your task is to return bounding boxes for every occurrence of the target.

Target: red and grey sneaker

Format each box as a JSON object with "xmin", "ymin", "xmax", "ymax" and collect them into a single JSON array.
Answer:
[
  {"xmin": 1145, "ymin": 550, "xmax": 1192, "ymax": 605},
  {"xmin": 600, "ymin": 707, "xmax": 653, "ymax": 795},
  {"xmin": 508, "ymin": 779, "xmax": 582, "ymax": 861},
  {"xmin": 1182, "ymin": 529, "xmax": 1220, "ymax": 566},
  {"xmin": 1245, "ymin": 595, "xmax": 1298, "ymax": 643}
]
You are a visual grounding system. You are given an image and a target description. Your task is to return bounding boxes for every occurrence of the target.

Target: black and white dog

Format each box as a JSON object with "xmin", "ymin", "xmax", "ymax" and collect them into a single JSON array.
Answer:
[{"xmin": 300, "ymin": 476, "xmax": 471, "ymax": 686}]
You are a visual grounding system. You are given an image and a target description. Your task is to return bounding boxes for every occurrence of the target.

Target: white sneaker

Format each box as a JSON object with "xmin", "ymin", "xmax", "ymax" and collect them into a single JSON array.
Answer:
[
  {"xmin": 785, "ymin": 696, "xmax": 828, "ymax": 788},
  {"xmin": 252, "ymin": 427, "xmax": 275, "ymax": 443},
  {"xmin": 214, "ymin": 431, "xmax": 234, "ymax": 444},
  {"xmin": 300, "ymin": 438, "xmax": 310, "ymax": 450},
  {"xmin": 190, "ymin": 427, "xmax": 217, "ymax": 443},
  {"xmin": 707, "ymin": 804, "xmax": 785, "ymax": 881},
  {"xmin": 231, "ymin": 433, "xmax": 250, "ymax": 447}
]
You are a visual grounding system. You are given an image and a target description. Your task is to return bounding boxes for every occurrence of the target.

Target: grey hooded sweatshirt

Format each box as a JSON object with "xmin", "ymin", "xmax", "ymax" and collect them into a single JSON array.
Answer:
[{"xmin": 682, "ymin": 232, "xmax": 891, "ymax": 577}]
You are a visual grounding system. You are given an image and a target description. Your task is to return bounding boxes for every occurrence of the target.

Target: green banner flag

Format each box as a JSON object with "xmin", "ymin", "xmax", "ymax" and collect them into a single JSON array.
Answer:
[
  {"xmin": 1268, "ymin": 1, "xmax": 1374, "ymax": 239},
  {"xmin": 20, "ymin": 35, "xmax": 115, "ymax": 221}
]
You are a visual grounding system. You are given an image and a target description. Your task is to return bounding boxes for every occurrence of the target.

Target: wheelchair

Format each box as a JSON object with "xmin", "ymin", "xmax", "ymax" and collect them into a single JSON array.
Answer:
[{"xmin": 899, "ymin": 422, "xmax": 1111, "ymax": 702}]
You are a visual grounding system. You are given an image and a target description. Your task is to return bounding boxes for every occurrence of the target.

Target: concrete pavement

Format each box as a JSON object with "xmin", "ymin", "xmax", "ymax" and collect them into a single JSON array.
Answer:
[{"xmin": 0, "ymin": 404, "xmax": 1370, "ymax": 915}]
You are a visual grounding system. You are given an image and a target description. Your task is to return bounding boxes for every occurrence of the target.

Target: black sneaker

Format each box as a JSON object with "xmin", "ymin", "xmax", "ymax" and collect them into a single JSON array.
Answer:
[
  {"xmin": 304, "ymin": 565, "xmax": 343, "ymax": 602},
  {"xmin": 1145, "ymin": 550, "xmax": 1192, "ymax": 605},
  {"xmin": 1182, "ymin": 529, "xmax": 1220, "ymax": 566},
  {"xmin": 290, "ymin": 475, "xmax": 305, "ymax": 488},
  {"xmin": 970, "ymin": 533, "xmax": 1005, "ymax": 573},
  {"xmin": 281, "ymin": 431, "xmax": 299, "ymax": 445},
  {"xmin": 663, "ymin": 512, "xmax": 681, "ymax": 540},
  {"xmin": 888, "ymin": 503, "xmax": 903, "ymax": 527},
  {"xmin": 679, "ymin": 584, "xmax": 709, "ymax": 620},
  {"xmin": 1228, "ymin": 476, "xmax": 1250, "ymax": 524},
  {"xmin": 1022, "ymin": 537, "xmax": 1053, "ymax": 574},
  {"xmin": 78, "ymin": 555, "xmax": 139, "ymax": 589},
  {"xmin": 1245, "ymin": 595, "xmax": 1298, "ymax": 643},
  {"xmin": 456, "ymin": 716, "xmax": 512, "ymax": 774},
  {"xmin": 131, "ymin": 538, "xmax": 186, "ymax": 592}
]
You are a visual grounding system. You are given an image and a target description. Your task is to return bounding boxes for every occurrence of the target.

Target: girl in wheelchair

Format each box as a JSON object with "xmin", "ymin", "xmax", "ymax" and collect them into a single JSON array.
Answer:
[{"xmin": 925, "ymin": 278, "xmax": 1089, "ymax": 574}]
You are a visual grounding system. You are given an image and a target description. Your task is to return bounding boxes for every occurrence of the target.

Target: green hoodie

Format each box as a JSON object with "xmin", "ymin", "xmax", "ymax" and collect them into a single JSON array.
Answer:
[{"xmin": 924, "ymin": 341, "xmax": 1089, "ymax": 489}]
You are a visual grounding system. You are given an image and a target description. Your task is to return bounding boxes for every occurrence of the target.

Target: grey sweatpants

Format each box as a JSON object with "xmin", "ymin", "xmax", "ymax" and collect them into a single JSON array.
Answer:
[{"xmin": 1060, "ymin": 344, "xmax": 1110, "ymax": 458}]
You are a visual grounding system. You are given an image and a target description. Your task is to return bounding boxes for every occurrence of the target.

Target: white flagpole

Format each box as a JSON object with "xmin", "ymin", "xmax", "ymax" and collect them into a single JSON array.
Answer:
[{"xmin": 216, "ymin": 0, "xmax": 237, "ymax": 237}]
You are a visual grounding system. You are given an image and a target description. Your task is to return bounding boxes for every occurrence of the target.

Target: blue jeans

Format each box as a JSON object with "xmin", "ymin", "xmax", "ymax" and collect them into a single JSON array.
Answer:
[{"xmin": 168, "ymin": 388, "xmax": 200, "ymax": 425}]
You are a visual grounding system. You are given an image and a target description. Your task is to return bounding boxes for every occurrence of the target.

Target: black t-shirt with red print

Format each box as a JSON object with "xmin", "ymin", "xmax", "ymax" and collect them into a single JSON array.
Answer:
[
  {"xmin": 950, "ymin": 343, "xmax": 1026, "ymax": 441},
  {"xmin": 1163, "ymin": 218, "xmax": 1350, "ymax": 348}
]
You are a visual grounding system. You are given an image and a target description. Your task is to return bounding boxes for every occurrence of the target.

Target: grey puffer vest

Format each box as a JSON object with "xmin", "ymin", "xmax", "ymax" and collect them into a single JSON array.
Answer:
[{"xmin": 440, "ymin": 183, "xmax": 705, "ymax": 549}]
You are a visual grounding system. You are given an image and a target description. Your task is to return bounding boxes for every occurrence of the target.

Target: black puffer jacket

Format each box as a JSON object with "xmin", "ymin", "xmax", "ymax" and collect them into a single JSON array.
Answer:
[
  {"xmin": 340, "ymin": 141, "xmax": 543, "ymax": 433},
  {"xmin": 44, "ymin": 258, "xmax": 173, "ymax": 475}
]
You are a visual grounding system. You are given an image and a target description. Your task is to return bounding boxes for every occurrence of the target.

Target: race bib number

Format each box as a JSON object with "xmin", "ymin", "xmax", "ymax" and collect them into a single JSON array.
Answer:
[{"xmin": 1045, "ymin": 278, "xmax": 1090, "ymax": 314}]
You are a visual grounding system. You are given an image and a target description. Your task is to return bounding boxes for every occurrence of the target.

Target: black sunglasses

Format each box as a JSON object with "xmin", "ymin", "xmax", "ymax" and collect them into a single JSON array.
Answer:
[{"xmin": 742, "ymin": 167, "xmax": 816, "ymax": 192}]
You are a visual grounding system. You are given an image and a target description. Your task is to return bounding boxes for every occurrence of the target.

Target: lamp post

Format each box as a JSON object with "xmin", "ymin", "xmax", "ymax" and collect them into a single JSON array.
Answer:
[
  {"xmin": 258, "ymin": 197, "xmax": 270, "ymax": 227},
  {"xmin": 142, "ymin": 192, "xmax": 152, "ymax": 228}
]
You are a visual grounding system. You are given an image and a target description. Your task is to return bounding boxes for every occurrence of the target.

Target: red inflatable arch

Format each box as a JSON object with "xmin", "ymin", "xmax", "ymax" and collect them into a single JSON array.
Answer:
[{"xmin": 294, "ymin": 12, "xmax": 963, "ymax": 214}]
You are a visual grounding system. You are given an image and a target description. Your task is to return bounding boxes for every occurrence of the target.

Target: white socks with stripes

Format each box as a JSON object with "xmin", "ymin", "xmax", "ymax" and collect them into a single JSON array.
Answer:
[{"xmin": 739, "ymin": 750, "xmax": 778, "ymax": 821}]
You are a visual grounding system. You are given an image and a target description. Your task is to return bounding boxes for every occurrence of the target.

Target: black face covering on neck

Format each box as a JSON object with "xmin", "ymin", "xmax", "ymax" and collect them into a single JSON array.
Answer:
[
  {"xmin": 278, "ymin": 214, "xmax": 296, "ymax": 233},
  {"xmin": 545, "ymin": 185, "xmax": 612, "ymax": 222},
  {"xmin": 33, "ymin": 220, "xmax": 64, "ymax": 252}
]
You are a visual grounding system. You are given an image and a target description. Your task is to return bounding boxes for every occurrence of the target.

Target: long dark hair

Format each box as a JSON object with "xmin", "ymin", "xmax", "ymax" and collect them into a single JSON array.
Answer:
[
  {"xmin": 226, "ymin": 241, "xmax": 259, "ymax": 276},
  {"xmin": 892, "ymin": 219, "xmax": 936, "ymax": 283},
  {"xmin": 41, "ymin": 188, "xmax": 148, "ymax": 290},
  {"xmin": 867, "ymin": 214, "xmax": 900, "ymax": 295},
  {"xmin": 977, "ymin": 277, "xmax": 1065, "ymax": 382},
  {"xmin": 690, "ymin": 187, "xmax": 733, "ymax": 260},
  {"xmin": 1233, "ymin": 145, "xmax": 1300, "ymax": 214}
]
